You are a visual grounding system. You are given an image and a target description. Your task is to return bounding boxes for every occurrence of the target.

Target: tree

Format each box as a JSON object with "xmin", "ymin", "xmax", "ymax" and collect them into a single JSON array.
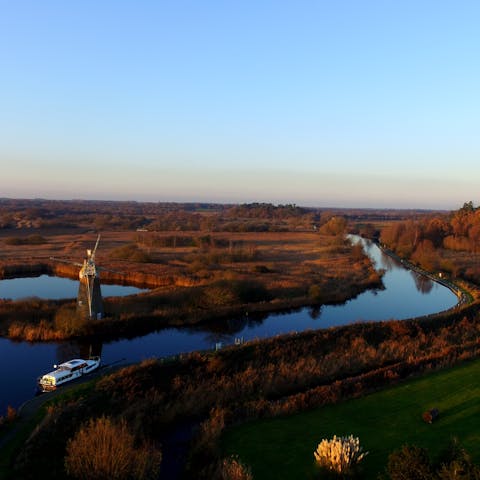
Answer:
[
  {"xmin": 385, "ymin": 445, "xmax": 434, "ymax": 480},
  {"xmin": 65, "ymin": 416, "xmax": 161, "ymax": 480},
  {"xmin": 319, "ymin": 217, "xmax": 347, "ymax": 236},
  {"xmin": 436, "ymin": 438, "xmax": 480, "ymax": 479}
]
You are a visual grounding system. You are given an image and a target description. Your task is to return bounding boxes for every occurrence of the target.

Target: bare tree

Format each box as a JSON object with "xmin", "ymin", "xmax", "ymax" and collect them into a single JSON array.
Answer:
[{"xmin": 65, "ymin": 416, "xmax": 161, "ymax": 480}]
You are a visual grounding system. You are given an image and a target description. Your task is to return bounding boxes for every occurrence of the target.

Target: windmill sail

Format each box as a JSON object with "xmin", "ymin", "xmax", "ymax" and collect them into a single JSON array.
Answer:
[
  {"xmin": 77, "ymin": 235, "xmax": 103, "ymax": 320},
  {"xmin": 50, "ymin": 235, "xmax": 104, "ymax": 320}
]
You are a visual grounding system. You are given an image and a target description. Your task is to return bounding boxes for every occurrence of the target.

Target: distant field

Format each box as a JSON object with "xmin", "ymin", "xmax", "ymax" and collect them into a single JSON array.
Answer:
[{"xmin": 222, "ymin": 358, "xmax": 480, "ymax": 479}]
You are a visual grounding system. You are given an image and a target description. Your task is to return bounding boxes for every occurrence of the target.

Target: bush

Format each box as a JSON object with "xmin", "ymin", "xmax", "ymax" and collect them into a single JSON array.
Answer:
[
  {"xmin": 216, "ymin": 455, "xmax": 253, "ymax": 480},
  {"xmin": 385, "ymin": 445, "xmax": 433, "ymax": 480},
  {"xmin": 313, "ymin": 435, "xmax": 367, "ymax": 476},
  {"xmin": 109, "ymin": 243, "xmax": 152, "ymax": 263},
  {"xmin": 201, "ymin": 280, "xmax": 271, "ymax": 308},
  {"xmin": 64, "ymin": 416, "xmax": 161, "ymax": 480},
  {"xmin": 308, "ymin": 284, "xmax": 323, "ymax": 302},
  {"xmin": 4, "ymin": 234, "xmax": 47, "ymax": 246},
  {"xmin": 319, "ymin": 217, "xmax": 347, "ymax": 236},
  {"xmin": 54, "ymin": 305, "xmax": 87, "ymax": 335},
  {"xmin": 384, "ymin": 441, "xmax": 480, "ymax": 479},
  {"xmin": 6, "ymin": 405, "xmax": 17, "ymax": 422},
  {"xmin": 436, "ymin": 438, "xmax": 480, "ymax": 479}
]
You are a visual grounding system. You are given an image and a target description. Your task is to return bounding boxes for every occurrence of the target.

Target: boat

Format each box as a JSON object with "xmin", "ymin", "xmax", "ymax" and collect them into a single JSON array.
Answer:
[{"xmin": 37, "ymin": 356, "xmax": 101, "ymax": 392}]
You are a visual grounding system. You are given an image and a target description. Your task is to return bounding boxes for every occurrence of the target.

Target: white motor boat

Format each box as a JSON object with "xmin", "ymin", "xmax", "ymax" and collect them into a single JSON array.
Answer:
[{"xmin": 37, "ymin": 356, "xmax": 101, "ymax": 392}]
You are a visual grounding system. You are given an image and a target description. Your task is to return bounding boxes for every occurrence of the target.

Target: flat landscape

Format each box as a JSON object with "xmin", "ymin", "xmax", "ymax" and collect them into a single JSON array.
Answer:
[
  {"xmin": 2, "ymin": 200, "xmax": 480, "ymax": 480},
  {"xmin": 0, "ymin": 201, "xmax": 382, "ymax": 341},
  {"xmin": 4, "ymin": 4, "xmax": 480, "ymax": 479}
]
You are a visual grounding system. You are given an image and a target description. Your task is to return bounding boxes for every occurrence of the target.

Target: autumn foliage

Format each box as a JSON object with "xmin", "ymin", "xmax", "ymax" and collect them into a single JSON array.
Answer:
[
  {"xmin": 0, "ymin": 229, "xmax": 381, "ymax": 341},
  {"xmin": 216, "ymin": 456, "xmax": 253, "ymax": 480},
  {"xmin": 10, "ymin": 300, "xmax": 480, "ymax": 478},
  {"xmin": 64, "ymin": 416, "xmax": 161, "ymax": 480},
  {"xmin": 380, "ymin": 202, "xmax": 480, "ymax": 283}
]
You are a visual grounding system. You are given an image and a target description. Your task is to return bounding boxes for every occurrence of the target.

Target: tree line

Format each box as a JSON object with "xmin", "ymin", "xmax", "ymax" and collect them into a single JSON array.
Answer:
[{"xmin": 380, "ymin": 201, "xmax": 480, "ymax": 282}]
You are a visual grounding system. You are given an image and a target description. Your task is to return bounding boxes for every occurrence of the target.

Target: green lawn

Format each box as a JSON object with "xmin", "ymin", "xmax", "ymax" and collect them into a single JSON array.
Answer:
[{"xmin": 222, "ymin": 359, "xmax": 480, "ymax": 479}]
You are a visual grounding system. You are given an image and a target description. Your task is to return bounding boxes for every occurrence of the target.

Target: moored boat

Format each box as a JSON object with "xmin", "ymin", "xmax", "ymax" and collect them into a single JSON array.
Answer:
[{"xmin": 37, "ymin": 356, "xmax": 101, "ymax": 392}]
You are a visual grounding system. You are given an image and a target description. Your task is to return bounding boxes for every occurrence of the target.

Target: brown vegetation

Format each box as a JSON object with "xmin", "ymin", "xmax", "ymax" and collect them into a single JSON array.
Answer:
[
  {"xmin": 0, "ymin": 201, "xmax": 382, "ymax": 341},
  {"xmin": 5, "ymin": 199, "xmax": 480, "ymax": 478},
  {"xmin": 64, "ymin": 416, "xmax": 161, "ymax": 480},
  {"xmin": 383, "ymin": 441, "xmax": 480, "ymax": 479},
  {"xmin": 0, "ymin": 405, "xmax": 17, "ymax": 431},
  {"xmin": 9, "ymin": 300, "xmax": 480, "ymax": 478},
  {"xmin": 380, "ymin": 201, "xmax": 480, "ymax": 285},
  {"xmin": 215, "ymin": 456, "xmax": 253, "ymax": 480}
]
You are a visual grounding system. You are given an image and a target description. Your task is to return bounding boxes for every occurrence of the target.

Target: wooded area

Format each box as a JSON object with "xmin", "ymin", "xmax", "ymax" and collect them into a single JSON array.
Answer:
[{"xmin": 380, "ymin": 201, "xmax": 480, "ymax": 283}]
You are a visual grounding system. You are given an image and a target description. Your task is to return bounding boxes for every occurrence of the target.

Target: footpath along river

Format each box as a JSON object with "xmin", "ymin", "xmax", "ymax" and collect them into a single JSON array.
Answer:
[{"xmin": 0, "ymin": 237, "xmax": 458, "ymax": 415}]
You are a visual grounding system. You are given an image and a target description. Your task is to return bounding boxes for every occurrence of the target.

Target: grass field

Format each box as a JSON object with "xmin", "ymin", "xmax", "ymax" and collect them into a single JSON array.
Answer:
[{"xmin": 222, "ymin": 358, "xmax": 480, "ymax": 479}]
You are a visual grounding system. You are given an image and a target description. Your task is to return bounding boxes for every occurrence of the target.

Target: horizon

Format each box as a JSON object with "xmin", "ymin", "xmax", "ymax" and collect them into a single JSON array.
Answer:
[
  {"xmin": 0, "ymin": 194, "xmax": 457, "ymax": 212},
  {"xmin": 2, "ymin": 1, "xmax": 480, "ymax": 209}
]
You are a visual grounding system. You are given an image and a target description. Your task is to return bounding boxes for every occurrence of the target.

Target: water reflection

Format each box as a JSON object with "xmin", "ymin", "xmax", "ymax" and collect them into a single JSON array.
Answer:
[
  {"xmin": 56, "ymin": 340, "xmax": 103, "ymax": 364},
  {"xmin": 308, "ymin": 305, "xmax": 322, "ymax": 320},
  {"xmin": 0, "ymin": 274, "xmax": 147, "ymax": 300},
  {"xmin": 354, "ymin": 237, "xmax": 435, "ymax": 295},
  {"xmin": 194, "ymin": 312, "xmax": 269, "ymax": 338},
  {"xmin": 411, "ymin": 271, "xmax": 434, "ymax": 294},
  {"xmin": 378, "ymin": 251, "xmax": 399, "ymax": 271}
]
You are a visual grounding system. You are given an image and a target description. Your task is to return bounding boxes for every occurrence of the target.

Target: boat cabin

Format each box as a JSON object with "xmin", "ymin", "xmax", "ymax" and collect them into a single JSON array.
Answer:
[{"xmin": 38, "ymin": 357, "xmax": 100, "ymax": 390}]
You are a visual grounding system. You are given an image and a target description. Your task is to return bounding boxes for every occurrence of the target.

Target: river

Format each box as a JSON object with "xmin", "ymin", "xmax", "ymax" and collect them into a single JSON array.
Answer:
[{"xmin": 0, "ymin": 237, "xmax": 458, "ymax": 416}]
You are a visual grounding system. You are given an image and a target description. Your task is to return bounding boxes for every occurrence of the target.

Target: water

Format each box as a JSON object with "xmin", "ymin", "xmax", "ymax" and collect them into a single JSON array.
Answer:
[
  {"xmin": 0, "ymin": 237, "xmax": 458, "ymax": 415},
  {"xmin": 0, "ymin": 274, "xmax": 146, "ymax": 300}
]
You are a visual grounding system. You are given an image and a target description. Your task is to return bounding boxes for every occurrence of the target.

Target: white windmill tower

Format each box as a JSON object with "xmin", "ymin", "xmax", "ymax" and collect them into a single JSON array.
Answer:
[
  {"xmin": 51, "ymin": 234, "xmax": 104, "ymax": 320},
  {"xmin": 77, "ymin": 234, "xmax": 104, "ymax": 320}
]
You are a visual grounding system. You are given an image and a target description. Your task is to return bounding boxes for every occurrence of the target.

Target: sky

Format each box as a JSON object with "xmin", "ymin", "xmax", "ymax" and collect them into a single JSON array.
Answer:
[{"xmin": 1, "ymin": 1, "xmax": 479, "ymax": 209}]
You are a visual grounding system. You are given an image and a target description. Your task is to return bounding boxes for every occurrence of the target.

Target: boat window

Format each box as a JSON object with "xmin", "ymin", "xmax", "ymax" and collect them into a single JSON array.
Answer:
[{"xmin": 71, "ymin": 363, "xmax": 87, "ymax": 372}]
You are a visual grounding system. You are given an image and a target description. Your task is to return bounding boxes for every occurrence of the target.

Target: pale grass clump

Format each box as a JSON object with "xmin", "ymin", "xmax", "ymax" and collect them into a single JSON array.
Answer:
[{"xmin": 314, "ymin": 434, "xmax": 368, "ymax": 475}]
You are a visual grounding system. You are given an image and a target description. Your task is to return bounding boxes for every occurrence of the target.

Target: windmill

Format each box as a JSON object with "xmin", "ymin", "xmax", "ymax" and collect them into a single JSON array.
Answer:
[
  {"xmin": 51, "ymin": 235, "xmax": 104, "ymax": 320},
  {"xmin": 77, "ymin": 234, "xmax": 103, "ymax": 320}
]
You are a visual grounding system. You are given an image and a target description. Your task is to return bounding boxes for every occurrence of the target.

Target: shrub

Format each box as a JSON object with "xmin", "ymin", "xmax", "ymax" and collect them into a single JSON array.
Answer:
[
  {"xmin": 109, "ymin": 243, "xmax": 152, "ymax": 263},
  {"xmin": 4, "ymin": 234, "xmax": 47, "ymax": 245},
  {"xmin": 54, "ymin": 305, "xmax": 87, "ymax": 335},
  {"xmin": 319, "ymin": 217, "xmax": 347, "ymax": 236},
  {"xmin": 216, "ymin": 455, "xmax": 253, "ymax": 480},
  {"xmin": 64, "ymin": 416, "xmax": 161, "ymax": 480},
  {"xmin": 385, "ymin": 445, "xmax": 433, "ymax": 480},
  {"xmin": 201, "ymin": 280, "xmax": 271, "ymax": 308},
  {"xmin": 6, "ymin": 405, "xmax": 17, "ymax": 422},
  {"xmin": 313, "ymin": 435, "xmax": 367, "ymax": 476},
  {"xmin": 436, "ymin": 438, "xmax": 480, "ymax": 479},
  {"xmin": 308, "ymin": 284, "xmax": 323, "ymax": 302}
]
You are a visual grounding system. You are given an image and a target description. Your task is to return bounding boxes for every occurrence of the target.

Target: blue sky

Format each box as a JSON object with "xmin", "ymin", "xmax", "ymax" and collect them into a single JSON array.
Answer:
[{"xmin": 1, "ymin": 1, "xmax": 479, "ymax": 209}]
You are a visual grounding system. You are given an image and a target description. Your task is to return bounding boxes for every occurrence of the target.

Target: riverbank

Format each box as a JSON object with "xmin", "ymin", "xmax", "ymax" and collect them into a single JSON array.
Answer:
[
  {"xmin": 5, "ymin": 297, "xmax": 480, "ymax": 480},
  {"xmin": 0, "ymin": 231, "xmax": 383, "ymax": 342},
  {"xmin": 0, "ymin": 362, "xmax": 125, "ymax": 480},
  {"xmin": 376, "ymin": 241, "xmax": 479, "ymax": 306},
  {"xmin": 1, "ymin": 237, "xmax": 476, "ymax": 478}
]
